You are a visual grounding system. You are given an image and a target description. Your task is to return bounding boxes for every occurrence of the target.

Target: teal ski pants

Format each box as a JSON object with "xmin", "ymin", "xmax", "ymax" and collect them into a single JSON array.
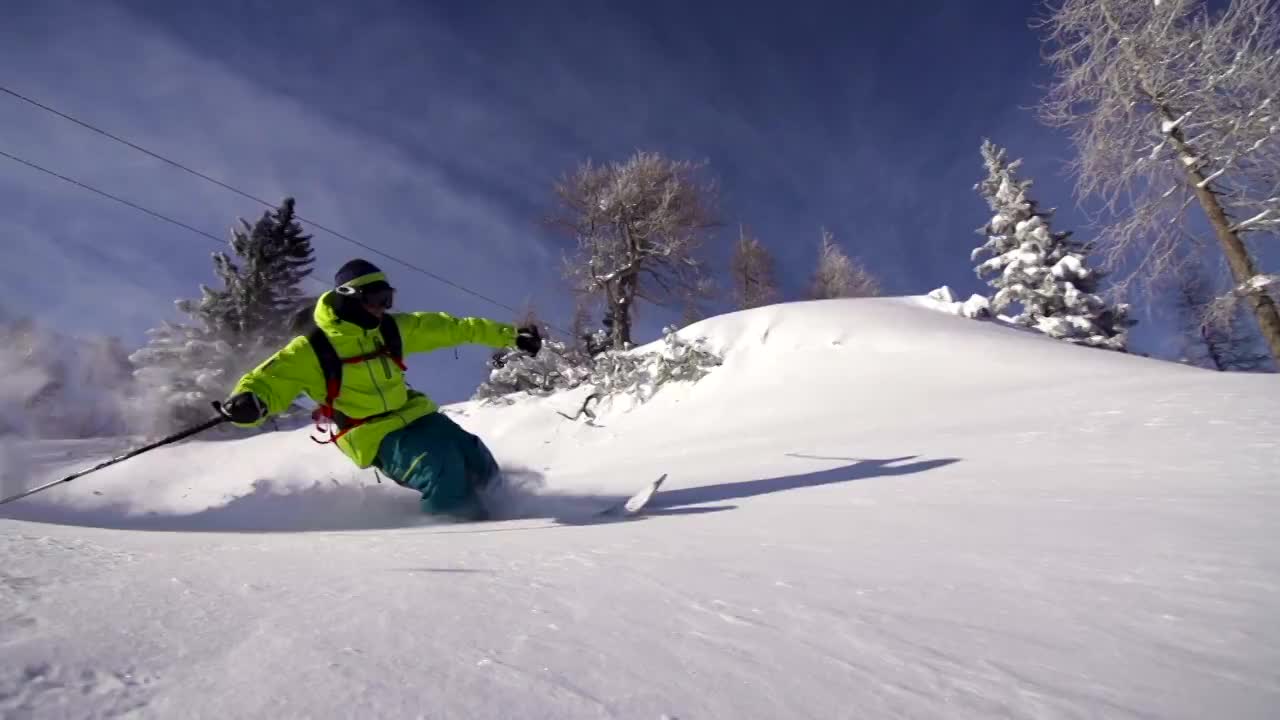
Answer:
[{"xmin": 374, "ymin": 411, "xmax": 499, "ymax": 519}]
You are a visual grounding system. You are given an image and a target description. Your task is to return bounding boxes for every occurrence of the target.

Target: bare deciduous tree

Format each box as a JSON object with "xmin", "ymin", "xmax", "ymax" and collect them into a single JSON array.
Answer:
[
  {"xmin": 551, "ymin": 151, "xmax": 720, "ymax": 350},
  {"xmin": 730, "ymin": 225, "xmax": 781, "ymax": 310},
  {"xmin": 809, "ymin": 228, "xmax": 880, "ymax": 300},
  {"xmin": 1036, "ymin": 0, "xmax": 1280, "ymax": 363}
]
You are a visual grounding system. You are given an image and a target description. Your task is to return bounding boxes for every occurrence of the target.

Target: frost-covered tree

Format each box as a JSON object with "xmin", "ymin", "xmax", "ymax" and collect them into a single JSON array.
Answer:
[
  {"xmin": 475, "ymin": 326, "xmax": 722, "ymax": 407},
  {"xmin": 973, "ymin": 140, "xmax": 1133, "ymax": 350},
  {"xmin": 730, "ymin": 225, "xmax": 780, "ymax": 310},
  {"xmin": 553, "ymin": 151, "xmax": 720, "ymax": 350},
  {"xmin": 1171, "ymin": 258, "xmax": 1273, "ymax": 371},
  {"xmin": 808, "ymin": 228, "xmax": 880, "ymax": 300},
  {"xmin": 586, "ymin": 327, "xmax": 722, "ymax": 404},
  {"xmin": 130, "ymin": 198, "xmax": 315, "ymax": 430},
  {"xmin": 226, "ymin": 197, "xmax": 316, "ymax": 334},
  {"xmin": 476, "ymin": 336, "xmax": 593, "ymax": 401},
  {"xmin": 1036, "ymin": 0, "xmax": 1280, "ymax": 363},
  {"xmin": 569, "ymin": 302, "xmax": 612, "ymax": 359}
]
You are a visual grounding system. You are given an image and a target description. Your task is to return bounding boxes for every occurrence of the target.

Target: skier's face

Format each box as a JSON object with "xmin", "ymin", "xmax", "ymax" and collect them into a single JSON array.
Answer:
[{"xmin": 360, "ymin": 285, "xmax": 395, "ymax": 318}]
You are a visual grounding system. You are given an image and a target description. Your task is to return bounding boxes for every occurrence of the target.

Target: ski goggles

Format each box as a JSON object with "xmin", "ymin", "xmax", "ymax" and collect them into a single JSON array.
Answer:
[{"xmin": 337, "ymin": 282, "xmax": 395, "ymax": 309}]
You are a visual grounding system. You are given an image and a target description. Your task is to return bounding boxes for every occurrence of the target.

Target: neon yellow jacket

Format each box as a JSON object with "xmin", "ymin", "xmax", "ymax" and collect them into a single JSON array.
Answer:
[{"xmin": 232, "ymin": 291, "xmax": 516, "ymax": 467}]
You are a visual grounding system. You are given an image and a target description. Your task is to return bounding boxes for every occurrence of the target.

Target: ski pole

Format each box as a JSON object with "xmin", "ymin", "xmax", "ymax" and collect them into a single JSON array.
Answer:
[{"xmin": 0, "ymin": 403, "xmax": 231, "ymax": 507}]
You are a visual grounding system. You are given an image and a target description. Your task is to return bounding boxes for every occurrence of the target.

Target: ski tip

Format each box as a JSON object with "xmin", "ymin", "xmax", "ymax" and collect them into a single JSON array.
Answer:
[{"xmin": 621, "ymin": 473, "xmax": 667, "ymax": 515}]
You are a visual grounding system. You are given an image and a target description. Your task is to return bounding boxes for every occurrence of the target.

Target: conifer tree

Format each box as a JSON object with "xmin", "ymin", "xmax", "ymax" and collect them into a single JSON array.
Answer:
[
  {"xmin": 973, "ymin": 140, "xmax": 1133, "ymax": 350},
  {"xmin": 131, "ymin": 198, "xmax": 315, "ymax": 430}
]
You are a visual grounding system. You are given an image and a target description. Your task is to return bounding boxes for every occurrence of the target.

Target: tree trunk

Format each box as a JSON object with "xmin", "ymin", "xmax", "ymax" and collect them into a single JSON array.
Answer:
[
  {"xmin": 607, "ymin": 275, "xmax": 636, "ymax": 350},
  {"xmin": 1092, "ymin": 0, "xmax": 1280, "ymax": 365},
  {"xmin": 1183, "ymin": 172, "xmax": 1280, "ymax": 364},
  {"xmin": 1162, "ymin": 116, "xmax": 1280, "ymax": 365},
  {"xmin": 1201, "ymin": 325, "xmax": 1227, "ymax": 372}
]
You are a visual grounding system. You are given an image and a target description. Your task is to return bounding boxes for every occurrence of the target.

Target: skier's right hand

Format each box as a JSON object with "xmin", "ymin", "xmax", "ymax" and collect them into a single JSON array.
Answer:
[
  {"xmin": 222, "ymin": 392, "xmax": 267, "ymax": 423},
  {"xmin": 515, "ymin": 325, "xmax": 542, "ymax": 356}
]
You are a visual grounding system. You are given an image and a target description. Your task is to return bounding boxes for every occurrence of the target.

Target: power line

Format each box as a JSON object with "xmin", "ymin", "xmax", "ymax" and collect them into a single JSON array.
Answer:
[
  {"xmin": 0, "ymin": 84, "xmax": 540, "ymax": 325},
  {"xmin": 0, "ymin": 147, "xmax": 225, "ymax": 246},
  {"xmin": 0, "ymin": 147, "xmax": 331, "ymax": 294}
]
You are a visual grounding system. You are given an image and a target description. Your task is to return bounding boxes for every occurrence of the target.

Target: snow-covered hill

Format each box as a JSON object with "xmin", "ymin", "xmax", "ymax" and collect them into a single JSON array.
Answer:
[{"xmin": 2, "ymin": 297, "xmax": 1277, "ymax": 719}]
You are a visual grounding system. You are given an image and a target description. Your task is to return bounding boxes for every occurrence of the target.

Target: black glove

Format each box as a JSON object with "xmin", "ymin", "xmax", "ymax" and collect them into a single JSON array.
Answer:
[
  {"xmin": 221, "ymin": 392, "xmax": 267, "ymax": 423},
  {"xmin": 515, "ymin": 325, "xmax": 542, "ymax": 356}
]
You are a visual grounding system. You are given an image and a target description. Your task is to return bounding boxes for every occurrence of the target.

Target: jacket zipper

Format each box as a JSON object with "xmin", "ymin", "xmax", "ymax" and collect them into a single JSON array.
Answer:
[
  {"xmin": 362, "ymin": 335, "xmax": 390, "ymax": 413},
  {"xmin": 377, "ymin": 343, "xmax": 392, "ymax": 379}
]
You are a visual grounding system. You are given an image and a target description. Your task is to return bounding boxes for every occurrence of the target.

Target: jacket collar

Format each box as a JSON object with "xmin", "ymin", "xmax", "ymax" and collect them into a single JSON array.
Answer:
[{"xmin": 313, "ymin": 291, "xmax": 380, "ymax": 335}]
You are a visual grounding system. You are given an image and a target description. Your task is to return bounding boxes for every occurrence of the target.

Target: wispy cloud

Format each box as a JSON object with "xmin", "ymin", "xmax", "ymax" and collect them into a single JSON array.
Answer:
[
  {"xmin": 3, "ymin": 0, "xmax": 1132, "ymax": 399},
  {"xmin": 2, "ymin": 0, "xmax": 576, "ymax": 400}
]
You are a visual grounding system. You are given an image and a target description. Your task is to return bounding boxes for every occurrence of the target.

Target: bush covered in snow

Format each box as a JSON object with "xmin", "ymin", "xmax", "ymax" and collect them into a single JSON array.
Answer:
[
  {"xmin": 587, "ymin": 326, "xmax": 723, "ymax": 403},
  {"xmin": 474, "ymin": 339, "xmax": 593, "ymax": 401},
  {"xmin": 474, "ymin": 326, "xmax": 722, "ymax": 406}
]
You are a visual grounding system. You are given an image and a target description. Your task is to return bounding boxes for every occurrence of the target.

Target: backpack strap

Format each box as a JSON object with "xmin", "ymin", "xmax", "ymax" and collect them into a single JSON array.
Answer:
[
  {"xmin": 307, "ymin": 328, "xmax": 344, "ymax": 444},
  {"xmin": 306, "ymin": 316, "xmax": 407, "ymax": 445},
  {"xmin": 379, "ymin": 314, "xmax": 405, "ymax": 370}
]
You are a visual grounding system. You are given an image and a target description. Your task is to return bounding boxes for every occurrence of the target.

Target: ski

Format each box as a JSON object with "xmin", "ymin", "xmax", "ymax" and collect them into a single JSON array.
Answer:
[{"xmin": 598, "ymin": 474, "xmax": 666, "ymax": 517}]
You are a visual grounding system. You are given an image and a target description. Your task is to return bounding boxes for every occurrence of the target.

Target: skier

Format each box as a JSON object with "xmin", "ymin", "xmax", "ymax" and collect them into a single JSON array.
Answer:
[{"xmin": 219, "ymin": 259, "xmax": 542, "ymax": 520}]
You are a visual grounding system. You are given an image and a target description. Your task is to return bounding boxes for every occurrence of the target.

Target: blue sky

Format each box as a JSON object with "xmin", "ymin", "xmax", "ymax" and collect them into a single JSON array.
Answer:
[{"xmin": 1, "ymin": 0, "xmax": 1176, "ymax": 401}]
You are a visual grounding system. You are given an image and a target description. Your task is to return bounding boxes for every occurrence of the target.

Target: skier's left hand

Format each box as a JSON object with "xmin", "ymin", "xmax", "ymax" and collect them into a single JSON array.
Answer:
[
  {"xmin": 221, "ymin": 392, "xmax": 267, "ymax": 423},
  {"xmin": 516, "ymin": 325, "xmax": 542, "ymax": 356}
]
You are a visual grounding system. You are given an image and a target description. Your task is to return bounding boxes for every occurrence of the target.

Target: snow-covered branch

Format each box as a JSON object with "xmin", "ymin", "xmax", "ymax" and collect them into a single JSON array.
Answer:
[{"xmin": 474, "ymin": 328, "xmax": 723, "ymax": 409}]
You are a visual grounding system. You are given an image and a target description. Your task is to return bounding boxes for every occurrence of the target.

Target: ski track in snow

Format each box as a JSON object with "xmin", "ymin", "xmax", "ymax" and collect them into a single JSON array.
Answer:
[{"xmin": 1, "ymin": 298, "xmax": 1278, "ymax": 719}]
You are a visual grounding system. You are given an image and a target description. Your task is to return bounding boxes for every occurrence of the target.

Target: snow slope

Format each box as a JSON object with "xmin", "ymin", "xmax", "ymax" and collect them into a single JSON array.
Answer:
[{"xmin": 2, "ymin": 297, "xmax": 1278, "ymax": 719}]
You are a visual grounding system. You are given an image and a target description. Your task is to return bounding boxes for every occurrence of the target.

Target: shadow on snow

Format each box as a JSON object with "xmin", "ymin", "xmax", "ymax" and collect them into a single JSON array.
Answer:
[
  {"xmin": 650, "ymin": 455, "xmax": 960, "ymax": 510},
  {"xmin": 0, "ymin": 455, "xmax": 958, "ymax": 533}
]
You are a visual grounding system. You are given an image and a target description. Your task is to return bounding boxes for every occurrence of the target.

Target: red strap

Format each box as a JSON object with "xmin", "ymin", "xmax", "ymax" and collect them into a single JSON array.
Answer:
[
  {"xmin": 341, "ymin": 347, "xmax": 404, "ymax": 367},
  {"xmin": 310, "ymin": 379, "xmax": 344, "ymax": 445},
  {"xmin": 309, "ymin": 349, "xmax": 405, "ymax": 446},
  {"xmin": 311, "ymin": 420, "xmax": 361, "ymax": 445}
]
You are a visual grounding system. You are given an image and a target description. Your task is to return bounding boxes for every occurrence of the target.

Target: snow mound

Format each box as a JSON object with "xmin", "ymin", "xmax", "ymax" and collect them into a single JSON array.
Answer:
[
  {"xmin": 2, "ymin": 296, "xmax": 1278, "ymax": 719},
  {"xmin": 1, "ymin": 295, "xmax": 1250, "ymax": 532},
  {"xmin": 920, "ymin": 285, "xmax": 993, "ymax": 318}
]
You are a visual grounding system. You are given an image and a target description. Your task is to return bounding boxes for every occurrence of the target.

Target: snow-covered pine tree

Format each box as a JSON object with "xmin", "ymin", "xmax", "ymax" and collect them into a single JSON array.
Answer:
[
  {"xmin": 130, "ymin": 198, "xmax": 315, "ymax": 431},
  {"xmin": 223, "ymin": 197, "xmax": 316, "ymax": 336},
  {"xmin": 809, "ymin": 228, "xmax": 880, "ymax": 300},
  {"xmin": 973, "ymin": 139, "xmax": 1133, "ymax": 351}
]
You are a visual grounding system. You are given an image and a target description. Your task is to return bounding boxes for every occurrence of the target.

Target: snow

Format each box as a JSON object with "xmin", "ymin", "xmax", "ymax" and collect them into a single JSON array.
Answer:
[
  {"xmin": 1247, "ymin": 274, "xmax": 1278, "ymax": 291},
  {"xmin": 925, "ymin": 285, "xmax": 992, "ymax": 319},
  {"xmin": 3, "ymin": 297, "xmax": 1279, "ymax": 719},
  {"xmin": 1231, "ymin": 209, "xmax": 1276, "ymax": 233},
  {"xmin": 1237, "ymin": 274, "xmax": 1279, "ymax": 296},
  {"xmin": 1160, "ymin": 113, "xmax": 1190, "ymax": 134}
]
